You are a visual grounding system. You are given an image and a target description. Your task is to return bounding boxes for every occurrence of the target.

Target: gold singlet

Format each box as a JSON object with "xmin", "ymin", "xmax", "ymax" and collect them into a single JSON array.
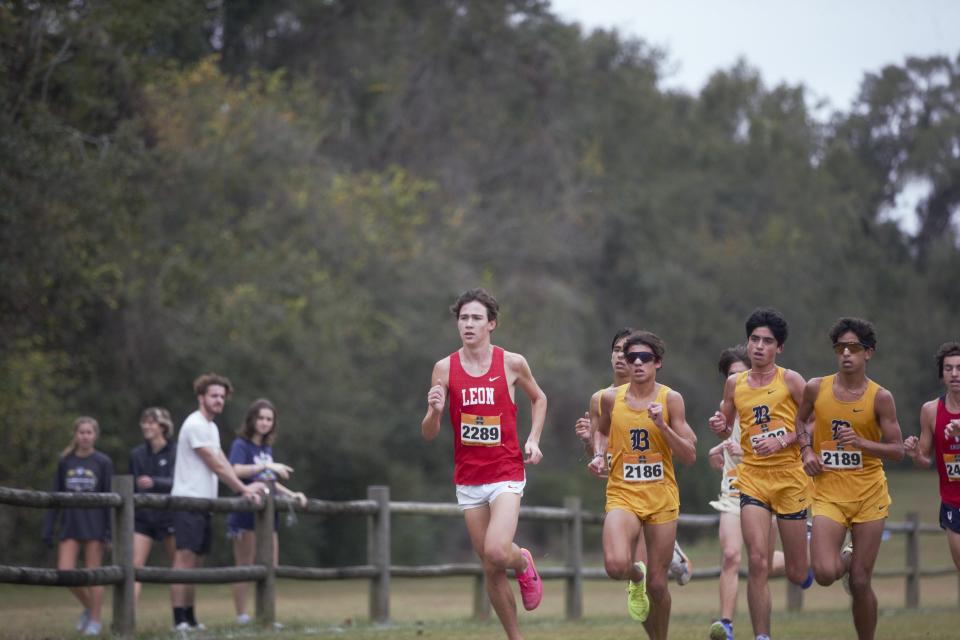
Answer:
[
  {"xmin": 735, "ymin": 367, "xmax": 801, "ymax": 469},
  {"xmin": 811, "ymin": 374, "xmax": 886, "ymax": 502},
  {"xmin": 605, "ymin": 383, "xmax": 679, "ymax": 516}
]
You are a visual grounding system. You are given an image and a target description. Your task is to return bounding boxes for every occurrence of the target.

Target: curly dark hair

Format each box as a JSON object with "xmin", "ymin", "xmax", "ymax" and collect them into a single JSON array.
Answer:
[
  {"xmin": 828, "ymin": 317, "xmax": 877, "ymax": 350},
  {"xmin": 745, "ymin": 308, "xmax": 788, "ymax": 346}
]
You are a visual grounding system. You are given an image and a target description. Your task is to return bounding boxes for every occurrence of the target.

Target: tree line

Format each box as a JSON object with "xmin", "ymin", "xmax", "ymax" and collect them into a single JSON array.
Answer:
[{"xmin": 2, "ymin": 0, "xmax": 958, "ymax": 566}]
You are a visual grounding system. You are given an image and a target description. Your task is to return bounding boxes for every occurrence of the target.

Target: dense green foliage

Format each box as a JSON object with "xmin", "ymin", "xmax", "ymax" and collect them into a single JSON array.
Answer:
[{"xmin": 2, "ymin": 1, "xmax": 958, "ymax": 567}]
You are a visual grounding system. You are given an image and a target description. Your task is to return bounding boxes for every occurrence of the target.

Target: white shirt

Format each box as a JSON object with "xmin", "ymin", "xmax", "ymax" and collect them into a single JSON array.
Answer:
[{"xmin": 172, "ymin": 410, "xmax": 221, "ymax": 499}]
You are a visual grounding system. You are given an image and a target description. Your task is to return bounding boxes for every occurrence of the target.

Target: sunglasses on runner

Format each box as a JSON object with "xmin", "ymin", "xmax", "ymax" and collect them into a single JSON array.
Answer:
[
  {"xmin": 624, "ymin": 351, "xmax": 656, "ymax": 364},
  {"xmin": 832, "ymin": 341, "xmax": 866, "ymax": 354}
]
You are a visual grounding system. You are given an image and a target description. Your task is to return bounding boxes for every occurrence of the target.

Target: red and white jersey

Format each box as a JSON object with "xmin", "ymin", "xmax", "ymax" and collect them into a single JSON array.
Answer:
[
  {"xmin": 934, "ymin": 397, "xmax": 960, "ymax": 508},
  {"xmin": 448, "ymin": 346, "xmax": 524, "ymax": 485}
]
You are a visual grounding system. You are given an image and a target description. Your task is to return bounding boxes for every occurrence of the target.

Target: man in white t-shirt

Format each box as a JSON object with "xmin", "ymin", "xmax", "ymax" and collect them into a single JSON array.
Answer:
[{"xmin": 170, "ymin": 373, "xmax": 262, "ymax": 631}]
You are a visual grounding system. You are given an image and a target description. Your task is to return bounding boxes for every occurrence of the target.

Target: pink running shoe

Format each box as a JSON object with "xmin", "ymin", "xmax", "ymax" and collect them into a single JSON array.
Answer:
[{"xmin": 517, "ymin": 547, "xmax": 543, "ymax": 611}]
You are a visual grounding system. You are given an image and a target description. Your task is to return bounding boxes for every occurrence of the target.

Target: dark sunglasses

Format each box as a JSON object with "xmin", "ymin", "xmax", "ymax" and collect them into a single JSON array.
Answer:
[
  {"xmin": 625, "ymin": 351, "xmax": 656, "ymax": 364},
  {"xmin": 832, "ymin": 341, "xmax": 866, "ymax": 354}
]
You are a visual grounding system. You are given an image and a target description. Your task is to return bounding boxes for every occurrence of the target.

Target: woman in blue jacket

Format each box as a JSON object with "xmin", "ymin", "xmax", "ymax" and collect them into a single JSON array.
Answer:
[{"xmin": 129, "ymin": 407, "xmax": 177, "ymax": 605}]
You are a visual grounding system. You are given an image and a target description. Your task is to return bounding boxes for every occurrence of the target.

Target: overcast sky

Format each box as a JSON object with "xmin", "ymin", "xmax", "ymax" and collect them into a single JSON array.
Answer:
[{"xmin": 550, "ymin": 0, "xmax": 959, "ymax": 112}]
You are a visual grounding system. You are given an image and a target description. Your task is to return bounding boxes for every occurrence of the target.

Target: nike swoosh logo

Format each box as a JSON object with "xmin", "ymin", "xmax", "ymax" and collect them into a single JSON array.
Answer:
[
  {"xmin": 853, "ymin": 409, "xmax": 863, "ymax": 413},
  {"xmin": 489, "ymin": 376, "xmax": 501, "ymax": 382},
  {"xmin": 767, "ymin": 390, "xmax": 775, "ymax": 394}
]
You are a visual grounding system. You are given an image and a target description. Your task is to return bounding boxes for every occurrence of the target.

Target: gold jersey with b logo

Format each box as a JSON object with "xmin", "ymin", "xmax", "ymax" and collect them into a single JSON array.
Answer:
[
  {"xmin": 735, "ymin": 367, "xmax": 801, "ymax": 469},
  {"xmin": 811, "ymin": 375, "xmax": 886, "ymax": 502},
  {"xmin": 605, "ymin": 383, "xmax": 679, "ymax": 517}
]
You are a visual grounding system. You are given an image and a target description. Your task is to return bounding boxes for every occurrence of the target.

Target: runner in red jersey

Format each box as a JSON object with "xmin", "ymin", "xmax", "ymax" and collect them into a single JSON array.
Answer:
[
  {"xmin": 905, "ymin": 341, "xmax": 960, "ymax": 570},
  {"xmin": 422, "ymin": 289, "xmax": 548, "ymax": 640}
]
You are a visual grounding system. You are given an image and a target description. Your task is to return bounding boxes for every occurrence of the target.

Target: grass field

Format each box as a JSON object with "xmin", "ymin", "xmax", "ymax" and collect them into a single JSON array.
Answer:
[{"xmin": 3, "ymin": 472, "xmax": 959, "ymax": 638}]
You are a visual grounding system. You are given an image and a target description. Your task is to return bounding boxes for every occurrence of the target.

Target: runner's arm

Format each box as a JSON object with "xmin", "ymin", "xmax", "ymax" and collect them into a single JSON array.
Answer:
[
  {"xmin": 781, "ymin": 369, "xmax": 807, "ymax": 448},
  {"xmin": 421, "ymin": 359, "xmax": 449, "ymax": 441},
  {"xmin": 587, "ymin": 390, "xmax": 615, "ymax": 476},
  {"xmin": 797, "ymin": 378, "xmax": 823, "ymax": 476},
  {"xmin": 510, "ymin": 353, "xmax": 547, "ymax": 463},
  {"xmin": 708, "ymin": 375, "xmax": 738, "ymax": 439},
  {"xmin": 904, "ymin": 401, "xmax": 936, "ymax": 467},
  {"xmin": 850, "ymin": 388, "xmax": 904, "ymax": 460},
  {"xmin": 662, "ymin": 390, "xmax": 697, "ymax": 465}
]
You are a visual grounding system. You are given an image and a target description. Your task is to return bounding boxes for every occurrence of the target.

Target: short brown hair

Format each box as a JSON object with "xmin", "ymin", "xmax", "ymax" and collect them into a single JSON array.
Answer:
[
  {"xmin": 239, "ymin": 398, "xmax": 278, "ymax": 445},
  {"xmin": 450, "ymin": 288, "xmax": 499, "ymax": 322},
  {"xmin": 623, "ymin": 330, "xmax": 665, "ymax": 362},
  {"xmin": 936, "ymin": 342, "xmax": 960, "ymax": 379},
  {"xmin": 718, "ymin": 344, "xmax": 750, "ymax": 377},
  {"xmin": 140, "ymin": 407, "xmax": 175, "ymax": 440},
  {"xmin": 193, "ymin": 372, "xmax": 233, "ymax": 397}
]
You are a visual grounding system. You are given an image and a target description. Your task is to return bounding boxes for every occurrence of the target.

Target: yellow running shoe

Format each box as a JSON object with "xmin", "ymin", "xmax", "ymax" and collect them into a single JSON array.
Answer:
[{"xmin": 627, "ymin": 560, "xmax": 650, "ymax": 622}]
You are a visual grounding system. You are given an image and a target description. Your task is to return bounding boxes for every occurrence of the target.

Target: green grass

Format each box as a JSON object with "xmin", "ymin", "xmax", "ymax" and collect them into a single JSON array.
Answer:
[
  {"xmin": 3, "ymin": 471, "xmax": 957, "ymax": 638},
  {"xmin": 4, "ymin": 578, "xmax": 958, "ymax": 640}
]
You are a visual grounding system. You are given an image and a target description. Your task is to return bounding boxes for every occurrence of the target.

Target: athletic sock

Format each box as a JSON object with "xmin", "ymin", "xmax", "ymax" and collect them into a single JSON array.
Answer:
[
  {"xmin": 185, "ymin": 606, "xmax": 198, "ymax": 626},
  {"xmin": 173, "ymin": 607, "xmax": 188, "ymax": 626},
  {"xmin": 756, "ymin": 635, "xmax": 771, "ymax": 640}
]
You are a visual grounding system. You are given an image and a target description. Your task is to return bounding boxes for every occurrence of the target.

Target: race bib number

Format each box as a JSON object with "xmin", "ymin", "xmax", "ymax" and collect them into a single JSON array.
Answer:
[
  {"xmin": 460, "ymin": 413, "xmax": 501, "ymax": 446},
  {"xmin": 820, "ymin": 441, "xmax": 863, "ymax": 470},
  {"xmin": 748, "ymin": 421, "xmax": 788, "ymax": 449},
  {"xmin": 944, "ymin": 454, "xmax": 960, "ymax": 482},
  {"xmin": 623, "ymin": 453, "xmax": 664, "ymax": 482},
  {"xmin": 723, "ymin": 468, "xmax": 740, "ymax": 497}
]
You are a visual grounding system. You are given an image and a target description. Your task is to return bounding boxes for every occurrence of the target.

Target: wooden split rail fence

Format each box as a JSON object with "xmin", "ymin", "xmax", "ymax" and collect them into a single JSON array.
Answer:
[{"xmin": 0, "ymin": 478, "xmax": 955, "ymax": 637}]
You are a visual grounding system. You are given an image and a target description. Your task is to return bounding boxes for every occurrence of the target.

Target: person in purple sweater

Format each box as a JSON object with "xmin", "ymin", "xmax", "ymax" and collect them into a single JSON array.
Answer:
[
  {"xmin": 227, "ymin": 398, "xmax": 306, "ymax": 624},
  {"xmin": 42, "ymin": 417, "xmax": 113, "ymax": 636}
]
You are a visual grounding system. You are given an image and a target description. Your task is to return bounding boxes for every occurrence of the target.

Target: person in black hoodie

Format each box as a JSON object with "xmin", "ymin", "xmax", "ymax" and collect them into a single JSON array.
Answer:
[
  {"xmin": 129, "ymin": 407, "xmax": 177, "ymax": 604},
  {"xmin": 42, "ymin": 417, "xmax": 113, "ymax": 636}
]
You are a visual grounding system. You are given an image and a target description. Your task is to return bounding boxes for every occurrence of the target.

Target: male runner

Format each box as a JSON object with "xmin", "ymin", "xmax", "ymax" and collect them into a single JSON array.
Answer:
[
  {"xmin": 574, "ymin": 328, "xmax": 692, "ymax": 587},
  {"xmin": 796, "ymin": 318, "xmax": 904, "ymax": 640},
  {"xmin": 904, "ymin": 341, "xmax": 960, "ymax": 571},
  {"xmin": 707, "ymin": 345, "xmax": 787, "ymax": 640},
  {"xmin": 422, "ymin": 289, "xmax": 547, "ymax": 640},
  {"xmin": 590, "ymin": 331, "xmax": 697, "ymax": 640},
  {"xmin": 708, "ymin": 308, "xmax": 811, "ymax": 640}
]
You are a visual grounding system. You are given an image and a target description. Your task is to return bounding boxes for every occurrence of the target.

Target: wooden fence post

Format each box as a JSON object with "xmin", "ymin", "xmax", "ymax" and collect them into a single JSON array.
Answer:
[
  {"xmin": 367, "ymin": 486, "xmax": 390, "ymax": 624},
  {"xmin": 472, "ymin": 574, "xmax": 490, "ymax": 620},
  {"xmin": 255, "ymin": 490, "xmax": 276, "ymax": 625},
  {"xmin": 564, "ymin": 496, "xmax": 583, "ymax": 620},
  {"xmin": 905, "ymin": 511, "xmax": 919, "ymax": 609},
  {"xmin": 111, "ymin": 475, "xmax": 135, "ymax": 638}
]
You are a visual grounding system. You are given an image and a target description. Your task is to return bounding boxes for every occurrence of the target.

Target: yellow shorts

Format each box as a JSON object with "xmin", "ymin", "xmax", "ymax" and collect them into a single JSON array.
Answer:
[
  {"xmin": 812, "ymin": 479, "xmax": 891, "ymax": 528},
  {"xmin": 606, "ymin": 498, "xmax": 679, "ymax": 525},
  {"xmin": 735, "ymin": 464, "xmax": 812, "ymax": 516}
]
